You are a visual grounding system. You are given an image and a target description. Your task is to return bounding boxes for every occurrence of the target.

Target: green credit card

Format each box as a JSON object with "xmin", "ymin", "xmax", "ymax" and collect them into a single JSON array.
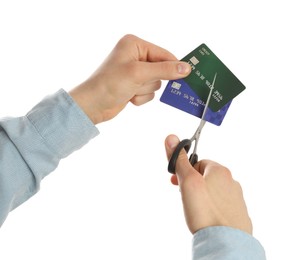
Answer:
[{"xmin": 182, "ymin": 44, "xmax": 246, "ymax": 112}]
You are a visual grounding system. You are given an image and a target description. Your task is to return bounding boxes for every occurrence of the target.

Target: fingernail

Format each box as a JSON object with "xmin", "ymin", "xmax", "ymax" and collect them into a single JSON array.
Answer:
[
  {"xmin": 177, "ymin": 63, "xmax": 191, "ymax": 75},
  {"xmin": 167, "ymin": 135, "xmax": 180, "ymax": 149}
]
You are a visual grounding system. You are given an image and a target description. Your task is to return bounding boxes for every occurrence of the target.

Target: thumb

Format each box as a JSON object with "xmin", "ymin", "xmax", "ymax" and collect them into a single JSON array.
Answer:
[
  {"xmin": 138, "ymin": 61, "xmax": 191, "ymax": 83},
  {"xmin": 164, "ymin": 135, "xmax": 195, "ymax": 183}
]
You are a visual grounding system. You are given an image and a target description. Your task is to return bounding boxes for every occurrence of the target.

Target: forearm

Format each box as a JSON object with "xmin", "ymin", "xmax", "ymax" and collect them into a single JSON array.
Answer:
[
  {"xmin": 192, "ymin": 226, "xmax": 266, "ymax": 260},
  {"xmin": 0, "ymin": 89, "xmax": 99, "ymax": 226}
]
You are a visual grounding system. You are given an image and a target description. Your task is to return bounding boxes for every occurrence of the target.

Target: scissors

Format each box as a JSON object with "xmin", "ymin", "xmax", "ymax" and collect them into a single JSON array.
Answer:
[{"xmin": 168, "ymin": 73, "xmax": 217, "ymax": 174}]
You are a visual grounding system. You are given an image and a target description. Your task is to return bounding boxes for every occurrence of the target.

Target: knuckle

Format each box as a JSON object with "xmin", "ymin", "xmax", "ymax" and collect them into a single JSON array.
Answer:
[
  {"xmin": 208, "ymin": 162, "xmax": 232, "ymax": 178},
  {"xmin": 118, "ymin": 34, "xmax": 137, "ymax": 45},
  {"xmin": 125, "ymin": 62, "xmax": 142, "ymax": 81}
]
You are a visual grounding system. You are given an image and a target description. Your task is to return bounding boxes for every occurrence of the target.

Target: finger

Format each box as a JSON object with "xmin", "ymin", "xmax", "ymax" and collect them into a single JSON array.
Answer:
[
  {"xmin": 111, "ymin": 34, "xmax": 191, "ymax": 82},
  {"xmin": 130, "ymin": 93, "xmax": 155, "ymax": 106},
  {"xmin": 164, "ymin": 135, "xmax": 194, "ymax": 180},
  {"xmin": 196, "ymin": 159, "xmax": 232, "ymax": 179},
  {"xmin": 141, "ymin": 61, "xmax": 191, "ymax": 82},
  {"xmin": 164, "ymin": 134, "xmax": 181, "ymax": 161},
  {"xmin": 164, "ymin": 135, "xmax": 180, "ymax": 186},
  {"xmin": 194, "ymin": 159, "xmax": 215, "ymax": 175},
  {"xmin": 123, "ymin": 61, "xmax": 191, "ymax": 86},
  {"xmin": 135, "ymin": 80, "xmax": 162, "ymax": 96},
  {"xmin": 170, "ymin": 174, "xmax": 179, "ymax": 185},
  {"xmin": 131, "ymin": 80, "xmax": 162, "ymax": 105}
]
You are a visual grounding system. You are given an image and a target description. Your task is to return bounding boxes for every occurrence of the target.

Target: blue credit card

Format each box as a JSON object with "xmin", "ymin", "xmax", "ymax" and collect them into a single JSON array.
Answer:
[{"xmin": 160, "ymin": 78, "xmax": 231, "ymax": 126}]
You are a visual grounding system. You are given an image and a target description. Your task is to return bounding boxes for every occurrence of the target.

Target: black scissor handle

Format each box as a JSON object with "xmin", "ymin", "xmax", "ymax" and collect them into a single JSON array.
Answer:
[
  {"xmin": 168, "ymin": 139, "xmax": 192, "ymax": 174},
  {"xmin": 189, "ymin": 153, "xmax": 198, "ymax": 167}
]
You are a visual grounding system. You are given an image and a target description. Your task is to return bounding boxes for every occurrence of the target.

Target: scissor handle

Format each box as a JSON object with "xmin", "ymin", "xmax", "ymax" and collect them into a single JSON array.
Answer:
[
  {"xmin": 189, "ymin": 153, "xmax": 198, "ymax": 166},
  {"xmin": 168, "ymin": 139, "xmax": 192, "ymax": 174}
]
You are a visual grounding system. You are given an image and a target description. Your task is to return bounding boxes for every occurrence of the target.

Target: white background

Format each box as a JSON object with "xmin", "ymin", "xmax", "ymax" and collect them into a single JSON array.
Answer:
[{"xmin": 0, "ymin": 0, "xmax": 298, "ymax": 259}]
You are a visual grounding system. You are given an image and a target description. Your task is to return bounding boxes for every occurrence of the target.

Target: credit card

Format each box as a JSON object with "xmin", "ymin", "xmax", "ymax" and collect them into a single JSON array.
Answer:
[{"xmin": 160, "ymin": 43, "xmax": 245, "ymax": 126}]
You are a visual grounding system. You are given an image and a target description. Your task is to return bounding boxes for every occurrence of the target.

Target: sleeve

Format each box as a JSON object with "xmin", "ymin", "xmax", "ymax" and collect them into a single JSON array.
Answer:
[
  {"xmin": 192, "ymin": 226, "xmax": 266, "ymax": 260},
  {"xmin": 0, "ymin": 89, "xmax": 99, "ymax": 227}
]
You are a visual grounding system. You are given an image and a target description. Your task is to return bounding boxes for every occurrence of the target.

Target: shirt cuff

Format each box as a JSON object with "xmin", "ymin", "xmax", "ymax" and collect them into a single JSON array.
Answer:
[
  {"xmin": 26, "ymin": 88, "xmax": 99, "ymax": 158},
  {"xmin": 192, "ymin": 226, "xmax": 266, "ymax": 260}
]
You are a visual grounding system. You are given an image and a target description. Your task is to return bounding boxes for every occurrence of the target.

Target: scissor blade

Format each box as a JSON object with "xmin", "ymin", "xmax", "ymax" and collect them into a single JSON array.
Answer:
[
  {"xmin": 201, "ymin": 73, "xmax": 217, "ymax": 121},
  {"xmin": 194, "ymin": 73, "xmax": 217, "ymax": 134}
]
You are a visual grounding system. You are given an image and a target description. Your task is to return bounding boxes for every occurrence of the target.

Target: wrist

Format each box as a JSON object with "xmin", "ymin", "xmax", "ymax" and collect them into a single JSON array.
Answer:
[{"xmin": 68, "ymin": 83, "xmax": 105, "ymax": 125}]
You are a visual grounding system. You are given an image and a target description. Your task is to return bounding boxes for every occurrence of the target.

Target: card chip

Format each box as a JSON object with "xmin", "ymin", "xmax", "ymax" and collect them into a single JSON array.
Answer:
[
  {"xmin": 190, "ymin": 56, "xmax": 199, "ymax": 65},
  {"xmin": 171, "ymin": 81, "xmax": 181, "ymax": 90}
]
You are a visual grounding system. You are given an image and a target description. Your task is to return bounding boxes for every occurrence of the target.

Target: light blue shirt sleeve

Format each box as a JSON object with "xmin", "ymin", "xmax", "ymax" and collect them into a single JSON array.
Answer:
[
  {"xmin": 0, "ymin": 89, "xmax": 99, "ymax": 226},
  {"xmin": 192, "ymin": 226, "xmax": 266, "ymax": 259}
]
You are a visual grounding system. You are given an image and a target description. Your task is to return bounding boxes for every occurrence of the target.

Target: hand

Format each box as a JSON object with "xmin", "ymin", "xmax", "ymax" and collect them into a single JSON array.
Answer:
[
  {"xmin": 164, "ymin": 134, "xmax": 253, "ymax": 235},
  {"xmin": 69, "ymin": 34, "xmax": 191, "ymax": 124}
]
